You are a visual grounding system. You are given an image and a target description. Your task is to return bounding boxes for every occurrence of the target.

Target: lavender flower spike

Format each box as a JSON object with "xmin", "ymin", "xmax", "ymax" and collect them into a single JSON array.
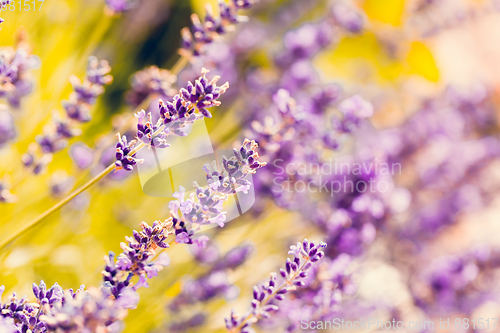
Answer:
[
  {"xmin": 102, "ymin": 219, "xmax": 174, "ymax": 299},
  {"xmin": 22, "ymin": 56, "xmax": 112, "ymax": 174},
  {"xmin": 169, "ymin": 139, "xmax": 266, "ymax": 245},
  {"xmin": 115, "ymin": 68, "xmax": 229, "ymax": 171},
  {"xmin": 180, "ymin": 0, "xmax": 257, "ymax": 57},
  {"xmin": 225, "ymin": 239, "xmax": 327, "ymax": 333}
]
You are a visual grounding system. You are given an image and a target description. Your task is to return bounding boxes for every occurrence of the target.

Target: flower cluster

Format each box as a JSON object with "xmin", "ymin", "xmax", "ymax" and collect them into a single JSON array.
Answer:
[
  {"xmin": 411, "ymin": 245, "xmax": 500, "ymax": 315},
  {"xmin": 125, "ymin": 65, "xmax": 177, "ymax": 107},
  {"xmin": 0, "ymin": 40, "xmax": 40, "ymax": 107},
  {"xmin": 249, "ymin": 89, "xmax": 375, "ymax": 212},
  {"xmin": 169, "ymin": 139, "xmax": 266, "ymax": 245},
  {"xmin": 102, "ymin": 219, "xmax": 174, "ymax": 299},
  {"xmin": 22, "ymin": 56, "xmax": 112, "ymax": 174},
  {"xmin": 180, "ymin": 0, "xmax": 256, "ymax": 57},
  {"xmin": 115, "ymin": 68, "xmax": 229, "ymax": 171},
  {"xmin": 225, "ymin": 239, "xmax": 327, "ymax": 333},
  {"xmin": 331, "ymin": 2, "xmax": 364, "ymax": 33},
  {"xmin": 0, "ymin": 281, "xmax": 64, "ymax": 333},
  {"xmin": 39, "ymin": 287, "xmax": 132, "ymax": 333},
  {"xmin": 261, "ymin": 254, "xmax": 355, "ymax": 332}
]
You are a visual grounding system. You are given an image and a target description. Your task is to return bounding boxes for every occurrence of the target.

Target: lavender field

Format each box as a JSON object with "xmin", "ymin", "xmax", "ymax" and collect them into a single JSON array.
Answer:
[{"xmin": 2, "ymin": 0, "xmax": 500, "ymax": 332}]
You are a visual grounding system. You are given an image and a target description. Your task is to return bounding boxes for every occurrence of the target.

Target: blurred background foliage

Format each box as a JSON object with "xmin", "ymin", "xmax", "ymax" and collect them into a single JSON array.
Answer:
[{"xmin": 1, "ymin": 0, "xmax": 500, "ymax": 332}]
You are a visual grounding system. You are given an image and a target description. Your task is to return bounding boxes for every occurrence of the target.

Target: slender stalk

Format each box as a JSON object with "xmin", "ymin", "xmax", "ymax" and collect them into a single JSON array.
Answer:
[
  {"xmin": 0, "ymin": 54, "xmax": 194, "ymax": 251},
  {"xmin": 231, "ymin": 260, "xmax": 309, "ymax": 332},
  {"xmin": 0, "ymin": 163, "xmax": 115, "ymax": 251}
]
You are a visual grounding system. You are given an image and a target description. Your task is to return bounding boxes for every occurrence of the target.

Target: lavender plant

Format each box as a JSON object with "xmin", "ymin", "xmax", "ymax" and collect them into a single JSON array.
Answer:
[
  {"xmin": 225, "ymin": 239, "xmax": 327, "ymax": 333},
  {"xmin": 0, "ymin": 36, "xmax": 40, "ymax": 107},
  {"xmin": 180, "ymin": 0, "xmax": 257, "ymax": 58},
  {"xmin": 0, "ymin": 138, "xmax": 266, "ymax": 332},
  {"xmin": 3, "ymin": 0, "xmax": 500, "ymax": 332},
  {"xmin": 115, "ymin": 68, "xmax": 230, "ymax": 171},
  {"xmin": 22, "ymin": 56, "xmax": 112, "ymax": 175}
]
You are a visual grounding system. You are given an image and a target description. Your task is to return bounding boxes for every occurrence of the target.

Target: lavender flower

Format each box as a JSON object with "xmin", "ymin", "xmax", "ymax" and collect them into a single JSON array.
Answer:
[
  {"xmin": 115, "ymin": 68, "xmax": 229, "ymax": 171},
  {"xmin": 261, "ymin": 254, "xmax": 355, "ymax": 332},
  {"xmin": 126, "ymin": 65, "xmax": 176, "ymax": 107},
  {"xmin": 0, "ymin": 281, "xmax": 63, "ymax": 333},
  {"xmin": 102, "ymin": 219, "xmax": 174, "ymax": 299},
  {"xmin": 170, "ymin": 270, "xmax": 239, "ymax": 311},
  {"xmin": 225, "ymin": 239, "xmax": 326, "ymax": 333},
  {"xmin": 180, "ymin": 0, "xmax": 257, "ymax": 57},
  {"xmin": 22, "ymin": 56, "xmax": 112, "ymax": 174},
  {"xmin": 40, "ymin": 287, "xmax": 129, "ymax": 333},
  {"xmin": 62, "ymin": 57, "xmax": 112, "ymax": 122},
  {"xmin": 114, "ymin": 134, "xmax": 143, "ymax": 172},
  {"xmin": 331, "ymin": 2, "xmax": 364, "ymax": 33},
  {"xmin": 0, "ymin": 41, "xmax": 40, "ymax": 107},
  {"xmin": 411, "ymin": 246, "xmax": 500, "ymax": 315},
  {"xmin": 168, "ymin": 139, "xmax": 266, "ymax": 245},
  {"xmin": 49, "ymin": 171, "xmax": 75, "ymax": 198}
]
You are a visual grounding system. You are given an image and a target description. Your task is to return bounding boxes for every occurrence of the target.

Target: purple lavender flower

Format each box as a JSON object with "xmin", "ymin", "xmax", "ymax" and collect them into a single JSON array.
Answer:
[
  {"xmin": 114, "ymin": 133, "xmax": 143, "ymax": 171},
  {"xmin": 0, "ymin": 41, "xmax": 40, "ymax": 107},
  {"xmin": 102, "ymin": 219, "xmax": 174, "ymax": 298},
  {"xmin": 0, "ymin": 316, "xmax": 17, "ymax": 333},
  {"xmin": 180, "ymin": 0, "xmax": 257, "ymax": 57},
  {"xmin": 276, "ymin": 22, "xmax": 335, "ymax": 68},
  {"xmin": 331, "ymin": 2, "xmax": 365, "ymax": 33},
  {"xmin": 115, "ymin": 68, "xmax": 229, "ymax": 171},
  {"xmin": 40, "ymin": 287, "xmax": 129, "ymax": 333},
  {"xmin": 225, "ymin": 239, "xmax": 326, "ymax": 333},
  {"xmin": 168, "ymin": 139, "xmax": 266, "ymax": 244},
  {"xmin": 214, "ymin": 243, "xmax": 254, "ymax": 271},
  {"xmin": 0, "ymin": 281, "xmax": 63, "ymax": 332},
  {"xmin": 260, "ymin": 254, "xmax": 355, "ymax": 332},
  {"xmin": 23, "ymin": 56, "xmax": 112, "ymax": 174},
  {"xmin": 69, "ymin": 142, "xmax": 94, "ymax": 169},
  {"xmin": 170, "ymin": 270, "xmax": 239, "ymax": 311},
  {"xmin": 411, "ymin": 246, "xmax": 500, "ymax": 315},
  {"xmin": 62, "ymin": 57, "xmax": 112, "ymax": 122},
  {"xmin": 126, "ymin": 65, "xmax": 176, "ymax": 107}
]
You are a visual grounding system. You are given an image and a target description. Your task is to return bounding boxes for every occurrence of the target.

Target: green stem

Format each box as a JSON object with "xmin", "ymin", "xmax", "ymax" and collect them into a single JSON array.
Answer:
[{"xmin": 0, "ymin": 163, "xmax": 116, "ymax": 251}]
